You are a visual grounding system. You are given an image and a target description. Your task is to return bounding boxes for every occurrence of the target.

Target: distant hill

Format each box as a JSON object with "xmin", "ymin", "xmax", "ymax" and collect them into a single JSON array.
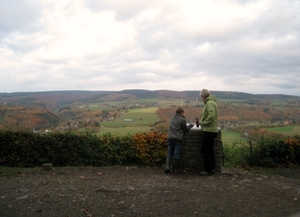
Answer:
[
  {"xmin": 1, "ymin": 90, "xmax": 300, "ymax": 110},
  {"xmin": 0, "ymin": 91, "xmax": 106, "ymax": 110}
]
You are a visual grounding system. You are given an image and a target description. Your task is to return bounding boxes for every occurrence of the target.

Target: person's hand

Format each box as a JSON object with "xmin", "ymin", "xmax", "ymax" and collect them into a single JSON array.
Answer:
[{"xmin": 188, "ymin": 124, "xmax": 194, "ymax": 128}]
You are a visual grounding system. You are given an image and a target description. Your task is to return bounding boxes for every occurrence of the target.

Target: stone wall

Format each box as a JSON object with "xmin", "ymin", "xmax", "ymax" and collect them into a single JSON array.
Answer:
[{"xmin": 181, "ymin": 129, "xmax": 222, "ymax": 173}]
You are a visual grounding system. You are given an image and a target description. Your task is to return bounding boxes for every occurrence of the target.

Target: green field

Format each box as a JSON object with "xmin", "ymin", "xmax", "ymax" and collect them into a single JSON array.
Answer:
[
  {"xmin": 221, "ymin": 126, "xmax": 300, "ymax": 146},
  {"xmin": 221, "ymin": 129, "xmax": 248, "ymax": 145},
  {"xmin": 265, "ymin": 126, "xmax": 300, "ymax": 136},
  {"xmin": 115, "ymin": 108, "xmax": 160, "ymax": 125},
  {"xmin": 98, "ymin": 107, "xmax": 161, "ymax": 136}
]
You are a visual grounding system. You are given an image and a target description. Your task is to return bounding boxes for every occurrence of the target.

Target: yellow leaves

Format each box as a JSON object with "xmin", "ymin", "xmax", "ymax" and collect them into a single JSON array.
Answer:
[
  {"xmin": 285, "ymin": 138, "xmax": 300, "ymax": 146},
  {"xmin": 134, "ymin": 131, "xmax": 167, "ymax": 166}
]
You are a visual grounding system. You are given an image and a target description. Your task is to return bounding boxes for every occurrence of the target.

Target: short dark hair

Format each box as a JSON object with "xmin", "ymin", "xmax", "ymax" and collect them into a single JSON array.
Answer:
[{"xmin": 175, "ymin": 106, "xmax": 184, "ymax": 114}]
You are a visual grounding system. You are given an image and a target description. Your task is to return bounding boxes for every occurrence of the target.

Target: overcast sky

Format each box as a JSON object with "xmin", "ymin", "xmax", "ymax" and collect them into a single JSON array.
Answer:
[{"xmin": 0, "ymin": 0, "xmax": 299, "ymax": 96}]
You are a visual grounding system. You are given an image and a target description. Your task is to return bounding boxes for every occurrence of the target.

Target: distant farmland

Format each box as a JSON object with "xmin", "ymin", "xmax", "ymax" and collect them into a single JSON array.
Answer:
[
  {"xmin": 265, "ymin": 126, "xmax": 300, "ymax": 137},
  {"xmin": 98, "ymin": 107, "xmax": 161, "ymax": 136},
  {"xmin": 97, "ymin": 107, "xmax": 250, "ymax": 145}
]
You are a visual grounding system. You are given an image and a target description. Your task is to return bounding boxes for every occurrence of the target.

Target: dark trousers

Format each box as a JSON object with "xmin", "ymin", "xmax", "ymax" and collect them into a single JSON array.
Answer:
[
  {"xmin": 167, "ymin": 139, "xmax": 182, "ymax": 160},
  {"xmin": 201, "ymin": 132, "xmax": 217, "ymax": 173}
]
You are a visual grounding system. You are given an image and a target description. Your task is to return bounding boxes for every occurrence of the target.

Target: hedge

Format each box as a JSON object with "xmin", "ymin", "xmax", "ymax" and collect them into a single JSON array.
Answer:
[{"xmin": 0, "ymin": 131, "xmax": 167, "ymax": 167}]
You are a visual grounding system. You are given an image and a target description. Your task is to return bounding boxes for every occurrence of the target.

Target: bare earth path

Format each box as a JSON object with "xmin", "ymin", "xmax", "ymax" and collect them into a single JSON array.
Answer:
[{"xmin": 0, "ymin": 166, "xmax": 299, "ymax": 217}]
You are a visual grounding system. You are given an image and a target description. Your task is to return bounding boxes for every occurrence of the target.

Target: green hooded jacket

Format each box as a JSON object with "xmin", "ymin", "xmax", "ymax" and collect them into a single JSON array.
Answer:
[{"xmin": 200, "ymin": 95, "xmax": 218, "ymax": 133}]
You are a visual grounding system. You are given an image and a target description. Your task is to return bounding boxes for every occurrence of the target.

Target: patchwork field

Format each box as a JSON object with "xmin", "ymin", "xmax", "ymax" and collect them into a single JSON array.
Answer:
[
  {"xmin": 83, "ymin": 103, "xmax": 300, "ymax": 143},
  {"xmin": 96, "ymin": 106, "xmax": 251, "ymax": 144},
  {"xmin": 265, "ymin": 125, "xmax": 300, "ymax": 137},
  {"xmin": 98, "ymin": 107, "xmax": 161, "ymax": 136}
]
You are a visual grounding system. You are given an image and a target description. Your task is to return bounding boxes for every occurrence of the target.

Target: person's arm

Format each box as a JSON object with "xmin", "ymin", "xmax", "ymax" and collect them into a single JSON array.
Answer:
[{"xmin": 181, "ymin": 119, "xmax": 194, "ymax": 132}]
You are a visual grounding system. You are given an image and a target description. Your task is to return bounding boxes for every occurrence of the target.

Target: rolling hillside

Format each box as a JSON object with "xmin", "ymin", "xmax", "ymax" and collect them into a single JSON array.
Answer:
[
  {"xmin": 1, "ymin": 89, "xmax": 300, "ymax": 110},
  {"xmin": 1, "ymin": 90, "xmax": 300, "ymax": 131}
]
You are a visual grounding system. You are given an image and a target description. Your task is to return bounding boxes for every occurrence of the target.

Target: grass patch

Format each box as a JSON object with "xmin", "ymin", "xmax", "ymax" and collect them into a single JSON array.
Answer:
[
  {"xmin": 100, "ymin": 122, "xmax": 127, "ymax": 127},
  {"xmin": 266, "ymin": 126, "xmax": 294, "ymax": 132},
  {"xmin": 0, "ymin": 167, "xmax": 41, "ymax": 177},
  {"xmin": 221, "ymin": 129, "xmax": 248, "ymax": 145},
  {"xmin": 95, "ymin": 107, "xmax": 161, "ymax": 135},
  {"xmin": 265, "ymin": 126, "xmax": 300, "ymax": 137},
  {"xmin": 100, "ymin": 107, "xmax": 160, "ymax": 130},
  {"xmin": 114, "ymin": 108, "xmax": 161, "ymax": 127}
]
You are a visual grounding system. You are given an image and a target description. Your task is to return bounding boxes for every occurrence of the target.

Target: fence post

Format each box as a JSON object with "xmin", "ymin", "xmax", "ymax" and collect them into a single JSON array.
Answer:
[{"xmin": 249, "ymin": 140, "xmax": 253, "ymax": 166}]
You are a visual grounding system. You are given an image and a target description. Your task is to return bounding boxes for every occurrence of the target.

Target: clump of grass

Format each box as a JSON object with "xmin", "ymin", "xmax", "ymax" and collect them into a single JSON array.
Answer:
[
  {"xmin": 0, "ymin": 167, "xmax": 41, "ymax": 177},
  {"xmin": 222, "ymin": 141, "xmax": 249, "ymax": 168}
]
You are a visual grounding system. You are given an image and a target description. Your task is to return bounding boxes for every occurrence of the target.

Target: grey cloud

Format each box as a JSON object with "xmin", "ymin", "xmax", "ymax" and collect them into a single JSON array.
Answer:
[
  {"xmin": 0, "ymin": 0, "xmax": 43, "ymax": 36},
  {"xmin": 251, "ymin": 2, "xmax": 300, "ymax": 39},
  {"xmin": 233, "ymin": 0, "xmax": 258, "ymax": 5},
  {"xmin": 85, "ymin": 0, "xmax": 152, "ymax": 20},
  {"xmin": 40, "ymin": 58, "xmax": 71, "ymax": 66},
  {"xmin": 273, "ymin": 83, "xmax": 300, "ymax": 90},
  {"xmin": 4, "ymin": 34, "xmax": 44, "ymax": 54}
]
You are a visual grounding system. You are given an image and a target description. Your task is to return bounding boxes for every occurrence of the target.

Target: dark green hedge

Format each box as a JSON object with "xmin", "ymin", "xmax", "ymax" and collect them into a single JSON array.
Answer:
[
  {"xmin": 223, "ymin": 136, "xmax": 300, "ymax": 168},
  {"xmin": 0, "ymin": 131, "xmax": 167, "ymax": 167},
  {"xmin": 252, "ymin": 137, "xmax": 300, "ymax": 167},
  {"xmin": 2, "ymin": 130, "xmax": 299, "ymax": 169}
]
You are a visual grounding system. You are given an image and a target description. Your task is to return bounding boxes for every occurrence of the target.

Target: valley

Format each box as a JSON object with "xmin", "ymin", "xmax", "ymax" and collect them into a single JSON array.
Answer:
[{"xmin": 1, "ymin": 90, "xmax": 300, "ymax": 143}]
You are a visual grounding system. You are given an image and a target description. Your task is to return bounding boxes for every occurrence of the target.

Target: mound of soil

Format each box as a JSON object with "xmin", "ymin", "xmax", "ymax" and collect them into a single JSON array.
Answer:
[{"xmin": 0, "ymin": 166, "xmax": 299, "ymax": 217}]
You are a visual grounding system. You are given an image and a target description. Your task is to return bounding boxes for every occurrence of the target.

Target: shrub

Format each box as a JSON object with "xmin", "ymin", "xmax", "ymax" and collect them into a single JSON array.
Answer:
[
  {"xmin": 252, "ymin": 137, "xmax": 292, "ymax": 167},
  {"xmin": 0, "ymin": 130, "xmax": 166, "ymax": 167},
  {"xmin": 133, "ymin": 131, "xmax": 167, "ymax": 166},
  {"xmin": 96, "ymin": 133, "xmax": 136, "ymax": 166},
  {"xmin": 1, "ymin": 130, "xmax": 298, "ymax": 169},
  {"xmin": 285, "ymin": 138, "xmax": 300, "ymax": 164},
  {"xmin": 223, "ymin": 136, "xmax": 300, "ymax": 169},
  {"xmin": 222, "ymin": 141, "xmax": 249, "ymax": 168},
  {"xmin": 0, "ymin": 131, "xmax": 41, "ymax": 167}
]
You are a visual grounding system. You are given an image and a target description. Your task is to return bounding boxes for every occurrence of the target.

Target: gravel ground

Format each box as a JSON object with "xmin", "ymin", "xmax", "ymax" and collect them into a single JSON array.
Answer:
[{"xmin": 0, "ymin": 166, "xmax": 299, "ymax": 217}]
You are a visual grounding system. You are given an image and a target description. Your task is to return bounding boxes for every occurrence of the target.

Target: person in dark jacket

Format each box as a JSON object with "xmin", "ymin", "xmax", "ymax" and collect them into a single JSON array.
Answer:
[
  {"xmin": 199, "ymin": 89, "xmax": 218, "ymax": 175},
  {"xmin": 165, "ymin": 106, "xmax": 194, "ymax": 174}
]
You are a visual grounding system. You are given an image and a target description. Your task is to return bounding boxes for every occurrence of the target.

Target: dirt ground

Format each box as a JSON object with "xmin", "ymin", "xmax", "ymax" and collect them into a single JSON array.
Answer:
[{"xmin": 0, "ymin": 166, "xmax": 300, "ymax": 217}]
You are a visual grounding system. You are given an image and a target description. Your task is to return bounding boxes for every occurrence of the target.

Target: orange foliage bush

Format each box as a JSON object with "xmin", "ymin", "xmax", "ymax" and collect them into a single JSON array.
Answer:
[
  {"xmin": 285, "ymin": 138, "xmax": 300, "ymax": 164},
  {"xmin": 133, "ymin": 131, "xmax": 167, "ymax": 166}
]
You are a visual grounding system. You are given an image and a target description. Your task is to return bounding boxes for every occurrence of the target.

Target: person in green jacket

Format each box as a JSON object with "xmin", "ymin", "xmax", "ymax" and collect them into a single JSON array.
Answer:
[{"xmin": 199, "ymin": 89, "xmax": 218, "ymax": 175}]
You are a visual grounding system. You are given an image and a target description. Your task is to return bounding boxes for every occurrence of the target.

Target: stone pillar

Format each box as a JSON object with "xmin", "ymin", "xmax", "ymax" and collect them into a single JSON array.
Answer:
[
  {"xmin": 181, "ymin": 129, "xmax": 222, "ymax": 173},
  {"xmin": 42, "ymin": 163, "xmax": 53, "ymax": 171}
]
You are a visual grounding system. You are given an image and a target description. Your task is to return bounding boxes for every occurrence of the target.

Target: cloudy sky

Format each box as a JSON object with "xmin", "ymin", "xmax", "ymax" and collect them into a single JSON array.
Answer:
[{"xmin": 0, "ymin": 0, "xmax": 299, "ymax": 95}]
